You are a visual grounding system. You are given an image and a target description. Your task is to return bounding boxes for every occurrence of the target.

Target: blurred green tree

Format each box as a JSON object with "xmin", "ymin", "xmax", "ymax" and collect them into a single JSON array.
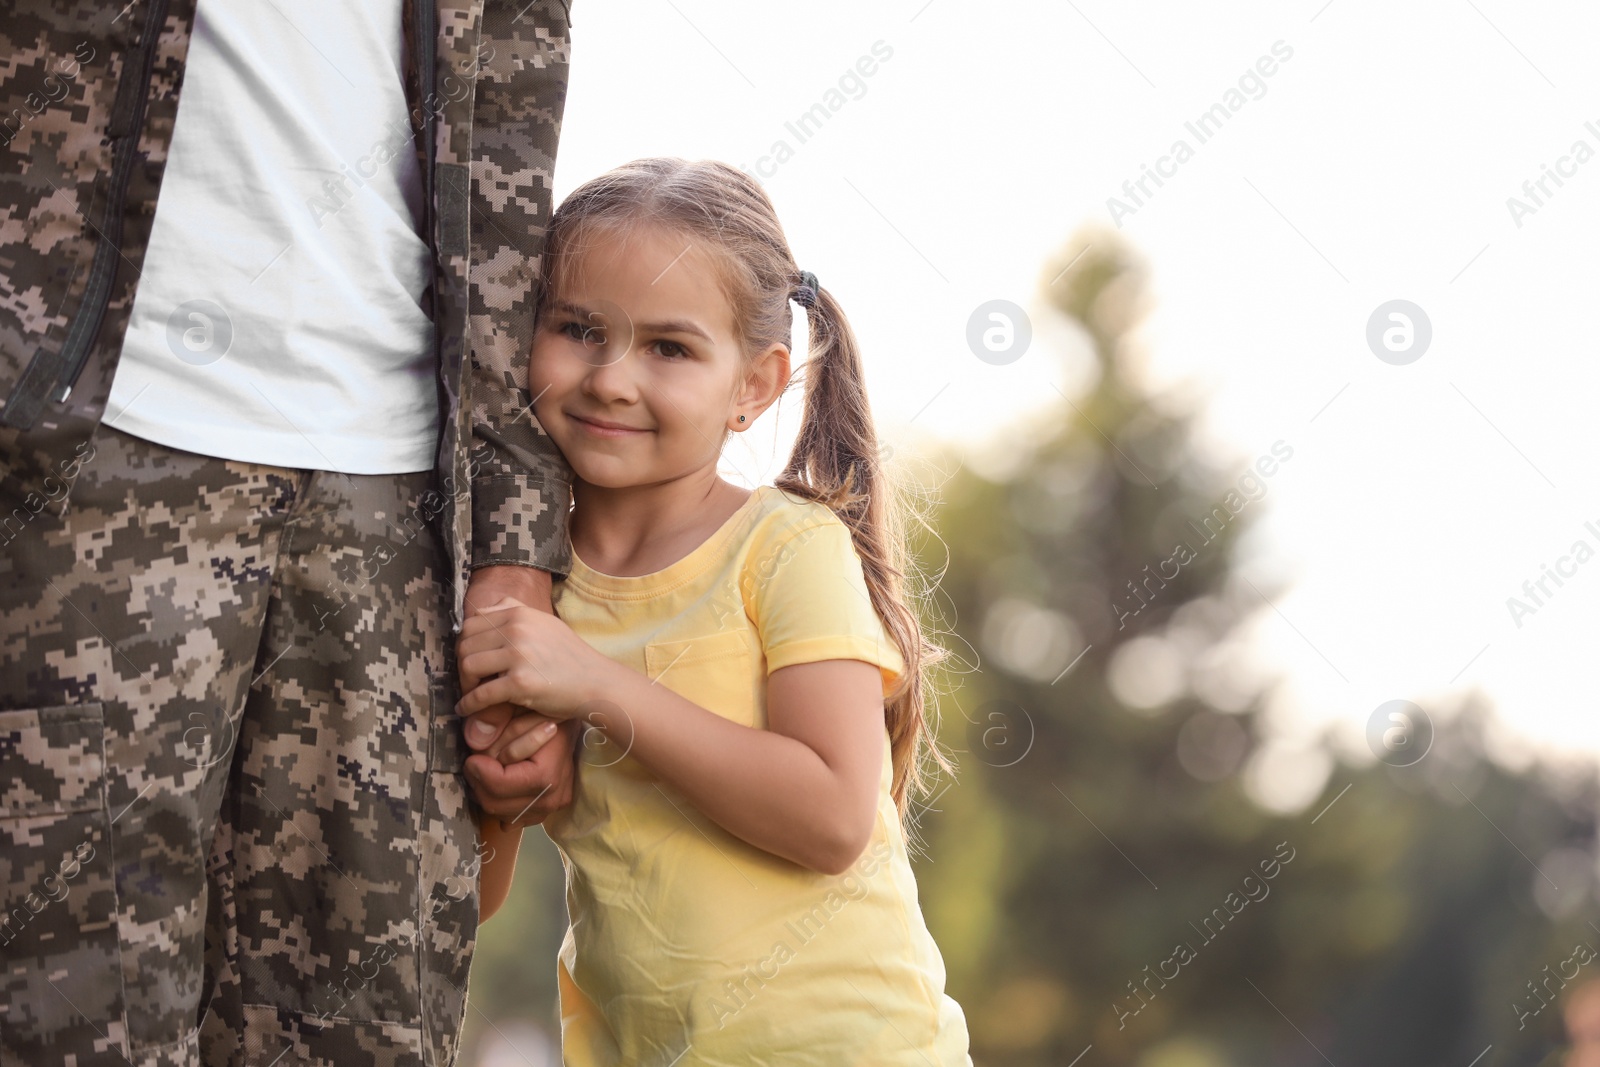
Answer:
[{"xmin": 910, "ymin": 225, "xmax": 1598, "ymax": 1067}]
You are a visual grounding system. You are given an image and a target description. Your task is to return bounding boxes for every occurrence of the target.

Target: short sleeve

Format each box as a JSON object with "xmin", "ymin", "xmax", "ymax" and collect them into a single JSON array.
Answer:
[{"xmin": 747, "ymin": 518, "xmax": 906, "ymax": 697}]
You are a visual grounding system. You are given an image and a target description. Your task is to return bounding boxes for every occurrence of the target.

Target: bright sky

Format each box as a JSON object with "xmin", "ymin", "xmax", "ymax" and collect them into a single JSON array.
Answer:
[{"xmin": 550, "ymin": 0, "xmax": 1600, "ymax": 777}]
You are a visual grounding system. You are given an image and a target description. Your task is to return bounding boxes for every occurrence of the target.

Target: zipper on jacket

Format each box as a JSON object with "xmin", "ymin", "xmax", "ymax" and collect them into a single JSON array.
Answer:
[
  {"xmin": 1, "ymin": 0, "xmax": 172, "ymax": 429},
  {"xmin": 414, "ymin": 0, "xmax": 454, "ymax": 500},
  {"xmin": 415, "ymin": 0, "xmax": 436, "ymax": 261}
]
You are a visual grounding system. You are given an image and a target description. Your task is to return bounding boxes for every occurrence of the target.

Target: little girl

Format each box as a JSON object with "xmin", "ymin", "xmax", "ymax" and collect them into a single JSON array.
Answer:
[{"xmin": 457, "ymin": 157, "xmax": 972, "ymax": 1065}]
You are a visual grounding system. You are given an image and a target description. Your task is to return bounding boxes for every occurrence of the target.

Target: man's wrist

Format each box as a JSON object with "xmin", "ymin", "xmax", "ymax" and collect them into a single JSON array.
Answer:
[{"xmin": 467, "ymin": 563, "xmax": 554, "ymax": 615}]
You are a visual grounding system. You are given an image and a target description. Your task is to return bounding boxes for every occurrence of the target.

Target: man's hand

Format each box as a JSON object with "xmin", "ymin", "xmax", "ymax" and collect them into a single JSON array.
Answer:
[
  {"xmin": 465, "ymin": 719, "xmax": 579, "ymax": 828},
  {"xmin": 460, "ymin": 564, "xmax": 576, "ymax": 826}
]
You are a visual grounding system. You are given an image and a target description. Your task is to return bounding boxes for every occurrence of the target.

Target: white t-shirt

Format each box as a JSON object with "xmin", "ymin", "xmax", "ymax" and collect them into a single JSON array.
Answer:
[{"xmin": 107, "ymin": 0, "xmax": 440, "ymax": 474}]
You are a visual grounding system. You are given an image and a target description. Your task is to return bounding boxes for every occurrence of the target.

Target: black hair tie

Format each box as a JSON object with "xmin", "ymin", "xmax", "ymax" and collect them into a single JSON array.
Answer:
[{"xmin": 792, "ymin": 270, "xmax": 820, "ymax": 309}]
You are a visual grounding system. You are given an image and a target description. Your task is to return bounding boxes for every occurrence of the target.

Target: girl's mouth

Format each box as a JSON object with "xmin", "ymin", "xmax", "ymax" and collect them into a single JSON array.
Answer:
[{"xmin": 569, "ymin": 412, "xmax": 651, "ymax": 438}]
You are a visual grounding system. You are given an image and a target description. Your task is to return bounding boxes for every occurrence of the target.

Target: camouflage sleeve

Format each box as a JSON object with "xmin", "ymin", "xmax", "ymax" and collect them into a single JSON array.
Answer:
[{"xmin": 465, "ymin": 0, "xmax": 575, "ymax": 577}]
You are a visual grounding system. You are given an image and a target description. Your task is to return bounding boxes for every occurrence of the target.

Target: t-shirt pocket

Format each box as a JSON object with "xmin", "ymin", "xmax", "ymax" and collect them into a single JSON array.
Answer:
[{"xmin": 642, "ymin": 629, "xmax": 761, "ymax": 729}]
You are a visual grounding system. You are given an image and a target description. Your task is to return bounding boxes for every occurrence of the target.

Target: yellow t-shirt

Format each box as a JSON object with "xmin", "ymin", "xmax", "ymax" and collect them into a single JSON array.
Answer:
[{"xmin": 544, "ymin": 485, "xmax": 972, "ymax": 1066}]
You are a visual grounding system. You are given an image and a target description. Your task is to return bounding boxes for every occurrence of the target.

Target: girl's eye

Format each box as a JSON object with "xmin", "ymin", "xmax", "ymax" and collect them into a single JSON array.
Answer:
[
  {"xmin": 654, "ymin": 340, "xmax": 689, "ymax": 360},
  {"xmin": 558, "ymin": 319, "xmax": 605, "ymax": 345}
]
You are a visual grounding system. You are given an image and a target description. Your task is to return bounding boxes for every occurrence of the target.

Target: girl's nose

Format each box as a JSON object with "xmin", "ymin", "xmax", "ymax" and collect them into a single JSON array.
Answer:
[{"xmin": 581, "ymin": 344, "xmax": 640, "ymax": 402}]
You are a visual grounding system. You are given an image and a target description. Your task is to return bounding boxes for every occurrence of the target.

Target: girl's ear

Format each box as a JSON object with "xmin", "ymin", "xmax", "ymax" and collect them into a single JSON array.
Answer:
[{"xmin": 731, "ymin": 343, "xmax": 792, "ymax": 428}]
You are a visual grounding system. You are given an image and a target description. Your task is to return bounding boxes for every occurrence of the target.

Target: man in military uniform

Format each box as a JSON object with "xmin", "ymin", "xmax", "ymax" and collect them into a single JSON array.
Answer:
[{"xmin": 0, "ymin": 2, "xmax": 578, "ymax": 1063}]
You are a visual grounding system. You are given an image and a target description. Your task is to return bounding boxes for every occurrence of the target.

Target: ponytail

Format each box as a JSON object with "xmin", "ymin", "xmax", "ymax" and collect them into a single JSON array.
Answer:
[{"xmin": 774, "ymin": 281, "xmax": 952, "ymax": 817}]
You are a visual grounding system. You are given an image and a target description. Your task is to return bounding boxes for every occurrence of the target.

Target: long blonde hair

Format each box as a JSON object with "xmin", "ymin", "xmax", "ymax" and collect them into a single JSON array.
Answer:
[{"xmin": 533, "ymin": 157, "xmax": 950, "ymax": 816}]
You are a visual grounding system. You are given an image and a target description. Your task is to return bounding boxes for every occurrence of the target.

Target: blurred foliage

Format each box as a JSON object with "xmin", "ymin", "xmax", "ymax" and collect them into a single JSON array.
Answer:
[
  {"xmin": 459, "ymin": 830, "xmax": 567, "ymax": 1063},
  {"xmin": 911, "ymin": 225, "xmax": 1596, "ymax": 1067},
  {"xmin": 463, "ymin": 227, "xmax": 1599, "ymax": 1067}
]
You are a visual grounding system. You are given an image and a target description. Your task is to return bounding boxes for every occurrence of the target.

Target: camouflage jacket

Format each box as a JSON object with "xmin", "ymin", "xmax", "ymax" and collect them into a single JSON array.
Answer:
[{"xmin": 0, "ymin": 0, "xmax": 575, "ymax": 630}]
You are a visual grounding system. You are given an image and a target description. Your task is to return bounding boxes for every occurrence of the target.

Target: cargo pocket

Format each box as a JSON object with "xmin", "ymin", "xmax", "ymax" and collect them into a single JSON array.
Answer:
[
  {"xmin": 643, "ymin": 628, "xmax": 760, "ymax": 728},
  {"xmin": 0, "ymin": 703, "xmax": 120, "ymax": 1060},
  {"xmin": 425, "ymin": 669, "xmax": 468, "ymax": 778}
]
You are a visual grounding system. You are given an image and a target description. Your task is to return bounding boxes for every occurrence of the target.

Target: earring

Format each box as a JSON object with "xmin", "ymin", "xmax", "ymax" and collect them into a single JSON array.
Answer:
[{"xmin": 737, "ymin": 415, "xmax": 746, "ymax": 423}]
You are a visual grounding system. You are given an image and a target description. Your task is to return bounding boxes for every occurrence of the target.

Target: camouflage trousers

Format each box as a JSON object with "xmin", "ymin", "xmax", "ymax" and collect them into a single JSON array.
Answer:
[{"xmin": 0, "ymin": 425, "xmax": 480, "ymax": 1066}]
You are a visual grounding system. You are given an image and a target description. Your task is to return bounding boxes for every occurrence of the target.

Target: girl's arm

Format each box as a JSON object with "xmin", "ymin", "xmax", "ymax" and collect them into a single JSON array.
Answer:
[
  {"xmin": 457, "ymin": 602, "xmax": 887, "ymax": 875},
  {"xmin": 476, "ymin": 811, "xmax": 524, "ymax": 922}
]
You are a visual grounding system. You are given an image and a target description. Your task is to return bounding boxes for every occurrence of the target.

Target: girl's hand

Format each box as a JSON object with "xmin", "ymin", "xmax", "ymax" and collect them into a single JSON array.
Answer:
[
  {"xmin": 484, "ymin": 712, "xmax": 564, "ymax": 765},
  {"xmin": 455, "ymin": 597, "xmax": 612, "ymax": 720}
]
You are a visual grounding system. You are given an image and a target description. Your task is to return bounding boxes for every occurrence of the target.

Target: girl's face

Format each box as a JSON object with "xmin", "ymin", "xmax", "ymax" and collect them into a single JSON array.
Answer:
[{"xmin": 530, "ymin": 225, "xmax": 789, "ymax": 492}]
